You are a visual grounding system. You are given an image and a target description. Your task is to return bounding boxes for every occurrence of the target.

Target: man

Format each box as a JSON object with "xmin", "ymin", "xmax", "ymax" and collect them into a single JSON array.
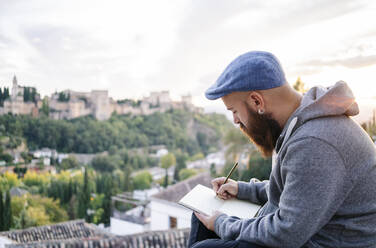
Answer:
[{"xmin": 187, "ymin": 51, "xmax": 376, "ymax": 248}]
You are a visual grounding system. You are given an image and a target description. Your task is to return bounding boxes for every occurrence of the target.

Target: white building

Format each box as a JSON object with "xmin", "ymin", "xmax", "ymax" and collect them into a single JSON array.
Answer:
[
  {"xmin": 110, "ymin": 187, "xmax": 161, "ymax": 235},
  {"xmin": 110, "ymin": 172, "xmax": 212, "ymax": 235},
  {"xmin": 149, "ymin": 172, "xmax": 212, "ymax": 231}
]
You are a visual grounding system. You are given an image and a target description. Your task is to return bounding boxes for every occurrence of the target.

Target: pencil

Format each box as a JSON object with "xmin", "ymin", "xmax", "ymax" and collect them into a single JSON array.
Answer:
[{"xmin": 224, "ymin": 162, "xmax": 238, "ymax": 184}]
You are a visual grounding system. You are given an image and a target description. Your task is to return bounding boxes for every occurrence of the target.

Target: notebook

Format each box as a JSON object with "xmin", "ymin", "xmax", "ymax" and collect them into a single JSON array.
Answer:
[{"xmin": 178, "ymin": 184, "xmax": 261, "ymax": 219}]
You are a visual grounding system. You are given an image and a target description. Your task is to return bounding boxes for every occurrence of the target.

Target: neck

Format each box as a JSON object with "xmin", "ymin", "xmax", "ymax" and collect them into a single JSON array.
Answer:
[{"xmin": 275, "ymin": 91, "xmax": 302, "ymax": 129}]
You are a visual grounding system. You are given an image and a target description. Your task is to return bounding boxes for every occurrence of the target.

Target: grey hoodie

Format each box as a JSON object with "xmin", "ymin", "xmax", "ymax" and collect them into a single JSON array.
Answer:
[{"xmin": 214, "ymin": 81, "xmax": 376, "ymax": 248}]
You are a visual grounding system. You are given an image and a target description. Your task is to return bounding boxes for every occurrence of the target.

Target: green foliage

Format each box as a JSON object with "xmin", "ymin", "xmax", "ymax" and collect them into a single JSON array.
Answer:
[
  {"xmin": 12, "ymin": 194, "xmax": 68, "ymax": 229},
  {"xmin": 123, "ymin": 166, "xmax": 133, "ymax": 192},
  {"xmin": 23, "ymin": 87, "xmax": 38, "ymax": 103},
  {"xmin": 133, "ymin": 171, "xmax": 153, "ymax": 190},
  {"xmin": 60, "ymin": 156, "xmax": 79, "ymax": 170},
  {"xmin": 173, "ymin": 153, "xmax": 187, "ymax": 182},
  {"xmin": 0, "ymin": 109, "xmax": 232, "ymax": 155},
  {"xmin": 224, "ymin": 128, "xmax": 249, "ymax": 162},
  {"xmin": 0, "ymin": 153, "xmax": 13, "ymax": 163},
  {"xmin": 91, "ymin": 155, "xmax": 118, "ymax": 172},
  {"xmin": 101, "ymin": 175, "xmax": 112, "ymax": 226},
  {"xmin": 20, "ymin": 152, "xmax": 32, "ymax": 164},
  {"xmin": 41, "ymin": 98, "xmax": 49, "ymax": 116},
  {"xmin": 190, "ymin": 152, "xmax": 205, "ymax": 161},
  {"xmin": 178, "ymin": 168, "xmax": 197, "ymax": 181},
  {"xmin": 161, "ymin": 153, "xmax": 176, "ymax": 169},
  {"xmin": 78, "ymin": 168, "xmax": 91, "ymax": 220},
  {"xmin": 240, "ymin": 154, "xmax": 272, "ymax": 181},
  {"xmin": 0, "ymin": 87, "xmax": 10, "ymax": 107},
  {"xmin": 29, "ymin": 195, "xmax": 68, "ymax": 223},
  {"xmin": 293, "ymin": 77, "xmax": 307, "ymax": 93},
  {"xmin": 161, "ymin": 153, "xmax": 175, "ymax": 187},
  {"xmin": 210, "ymin": 163, "xmax": 217, "ymax": 178},
  {"xmin": 0, "ymin": 172, "xmax": 20, "ymax": 191},
  {"xmin": 23, "ymin": 171, "xmax": 50, "ymax": 188},
  {"xmin": 58, "ymin": 92, "xmax": 70, "ymax": 102},
  {"xmin": 196, "ymin": 132, "xmax": 209, "ymax": 155},
  {"xmin": 0, "ymin": 190, "xmax": 4, "ymax": 231},
  {"xmin": 4, "ymin": 191, "xmax": 12, "ymax": 230}
]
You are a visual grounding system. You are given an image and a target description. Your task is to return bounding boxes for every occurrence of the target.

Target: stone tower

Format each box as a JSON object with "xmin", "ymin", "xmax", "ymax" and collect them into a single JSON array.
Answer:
[{"xmin": 11, "ymin": 75, "xmax": 20, "ymax": 100}]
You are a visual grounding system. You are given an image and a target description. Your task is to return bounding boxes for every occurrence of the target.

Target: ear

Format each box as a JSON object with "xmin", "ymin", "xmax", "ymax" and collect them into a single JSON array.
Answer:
[{"xmin": 246, "ymin": 91, "xmax": 265, "ymax": 112}]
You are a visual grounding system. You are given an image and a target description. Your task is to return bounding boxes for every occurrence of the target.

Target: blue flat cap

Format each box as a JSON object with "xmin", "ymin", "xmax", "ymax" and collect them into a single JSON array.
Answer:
[{"xmin": 205, "ymin": 51, "xmax": 287, "ymax": 100}]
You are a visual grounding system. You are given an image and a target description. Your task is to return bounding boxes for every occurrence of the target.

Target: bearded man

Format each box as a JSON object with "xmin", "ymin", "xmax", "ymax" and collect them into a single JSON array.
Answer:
[{"xmin": 187, "ymin": 51, "xmax": 376, "ymax": 248}]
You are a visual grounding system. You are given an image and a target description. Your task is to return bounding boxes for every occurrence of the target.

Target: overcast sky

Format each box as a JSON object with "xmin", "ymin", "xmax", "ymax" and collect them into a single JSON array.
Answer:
[{"xmin": 0, "ymin": 0, "xmax": 376, "ymax": 115}]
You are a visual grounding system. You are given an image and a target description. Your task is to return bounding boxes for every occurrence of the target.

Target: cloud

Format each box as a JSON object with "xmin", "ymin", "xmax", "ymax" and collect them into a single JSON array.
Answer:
[
  {"xmin": 0, "ymin": 0, "xmax": 375, "ymax": 106},
  {"xmin": 302, "ymin": 55, "xmax": 376, "ymax": 69}
]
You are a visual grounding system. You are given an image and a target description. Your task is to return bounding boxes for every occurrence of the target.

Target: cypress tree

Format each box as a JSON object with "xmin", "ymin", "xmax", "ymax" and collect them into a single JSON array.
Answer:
[
  {"xmin": 123, "ymin": 167, "xmax": 133, "ymax": 192},
  {"xmin": 78, "ymin": 167, "xmax": 90, "ymax": 221},
  {"xmin": 0, "ymin": 190, "xmax": 4, "ymax": 231},
  {"xmin": 4, "ymin": 190, "xmax": 12, "ymax": 230},
  {"xmin": 4, "ymin": 88, "xmax": 9, "ymax": 99},
  {"xmin": 101, "ymin": 175, "xmax": 113, "ymax": 226}
]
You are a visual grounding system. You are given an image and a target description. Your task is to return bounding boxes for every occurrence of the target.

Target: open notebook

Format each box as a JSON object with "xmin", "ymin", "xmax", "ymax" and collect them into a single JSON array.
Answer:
[{"xmin": 178, "ymin": 184, "xmax": 261, "ymax": 219}]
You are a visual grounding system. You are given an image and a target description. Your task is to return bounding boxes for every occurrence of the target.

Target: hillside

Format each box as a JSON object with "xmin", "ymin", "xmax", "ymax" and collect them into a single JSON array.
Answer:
[{"xmin": 0, "ymin": 109, "xmax": 233, "ymax": 156}]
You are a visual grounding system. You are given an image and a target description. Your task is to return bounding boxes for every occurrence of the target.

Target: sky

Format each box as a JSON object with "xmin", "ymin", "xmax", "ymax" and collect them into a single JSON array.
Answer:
[{"xmin": 0, "ymin": 0, "xmax": 376, "ymax": 119}]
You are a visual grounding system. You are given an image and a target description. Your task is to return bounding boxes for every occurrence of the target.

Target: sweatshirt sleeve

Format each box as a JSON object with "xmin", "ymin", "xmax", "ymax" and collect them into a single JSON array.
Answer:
[
  {"xmin": 237, "ymin": 179, "xmax": 269, "ymax": 205},
  {"xmin": 214, "ymin": 137, "xmax": 352, "ymax": 248}
]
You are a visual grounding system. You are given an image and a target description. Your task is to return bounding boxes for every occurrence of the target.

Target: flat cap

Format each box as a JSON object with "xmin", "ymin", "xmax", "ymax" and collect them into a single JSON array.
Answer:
[{"xmin": 205, "ymin": 51, "xmax": 287, "ymax": 100}]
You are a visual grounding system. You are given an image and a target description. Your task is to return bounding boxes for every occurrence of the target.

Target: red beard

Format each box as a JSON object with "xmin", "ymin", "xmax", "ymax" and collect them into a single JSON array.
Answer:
[{"xmin": 240, "ymin": 106, "xmax": 282, "ymax": 157}]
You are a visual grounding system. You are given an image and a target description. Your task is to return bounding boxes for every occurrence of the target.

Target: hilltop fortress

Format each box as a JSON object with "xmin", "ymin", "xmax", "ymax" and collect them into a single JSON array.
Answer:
[{"xmin": 0, "ymin": 76, "xmax": 203, "ymax": 120}]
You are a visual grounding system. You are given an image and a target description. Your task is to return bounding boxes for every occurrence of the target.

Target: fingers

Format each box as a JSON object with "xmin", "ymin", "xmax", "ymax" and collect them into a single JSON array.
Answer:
[
  {"xmin": 194, "ymin": 212, "xmax": 207, "ymax": 224},
  {"xmin": 217, "ymin": 183, "xmax": 231, "ymax": 195},
  {"xmin": 217, "ymin": 183, "xmax": 236, "ymax": 200},
  {"xmin": 211, "ymin": 177, "xmax": 226, "ymax": 192}
]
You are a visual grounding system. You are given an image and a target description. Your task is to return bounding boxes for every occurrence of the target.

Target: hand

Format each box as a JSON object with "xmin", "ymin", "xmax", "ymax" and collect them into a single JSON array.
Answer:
[
  {"xmin": 211, "ymin": 177, "xmax": 238, "ymax": 200},
  {"xmin": 194, "ymin": 211, "xmax": 224, "ymax": 231}
]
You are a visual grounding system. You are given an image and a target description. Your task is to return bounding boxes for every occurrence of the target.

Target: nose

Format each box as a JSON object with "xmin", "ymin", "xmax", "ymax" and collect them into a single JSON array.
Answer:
[{"xmin": 233, "ymin": 113, "xmax": 240, "ymax": 125}]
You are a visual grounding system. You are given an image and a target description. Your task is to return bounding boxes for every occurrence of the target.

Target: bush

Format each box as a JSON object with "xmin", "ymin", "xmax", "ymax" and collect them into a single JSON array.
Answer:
[
  {"xmin": 179, "ymin": 168, "xmax": 197, "ymax": 181},
  {"xmin": 133, "ymin": 171, "xmax": 153, "ymax": 190}
]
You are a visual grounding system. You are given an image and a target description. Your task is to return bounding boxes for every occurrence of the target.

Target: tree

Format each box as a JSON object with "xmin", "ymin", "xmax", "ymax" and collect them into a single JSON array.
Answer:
[
  {"xmin": 60, "ymin": 156, "xmax": 79, "ymax": 170},
  {"xmin": 14, "ymin": 207, "xmax": 27, "ymax": 229},
  {"xmin": 240, "ymin": 153, "xmax": 272, "ymax": 181},
  {"xmin": 41, "ymin": 98, "xmax": 49, "ymax": 116},
  {"xmin": 173, "ymin": 153, "xmax": 187, "ymax": 182},
  {"xmin": 123, "ymin": 166, "xmax": 133, "ymax": 192},
  {"xmin": 133, "ymin": 171, "xmax": 152, "ymax": 190},
  {"xmin": 179, "ymin": 168, "xmax": 197, "ymax": 181},
  {"xmin": 91, "ymin": 155, "xmax": 117, "ymax": 172},
  {"xmin": 78, "ymin": 168, "xmax": 90, "ymax": 221},
  {"xmin": 197, "ymin": 132, "xmax": 209, "ymax": 155},
  {"xmin": 0, "ymin": 190, "xmax": 4, "ymax": 231},
  {"xmin": 293, "ymin": 77, "xmax": 307, "ymax": 93},
  {"xmin": 160, "ymin": 153, "xmax": 176, "ymax": 187},
  {"xmin": 210, "ymin": 163, "xmax": 217, "ymax": 177},
  {"xmin": 4, "ymin": 190, "xmax": 12, "ymax": 230},
  {"xmin": 224, "ymin": 128, "xmax": 253, "ymax": 163},
  {"xmin": 101, "ymin": 175, "xmax": 113, "ymax": 226}
]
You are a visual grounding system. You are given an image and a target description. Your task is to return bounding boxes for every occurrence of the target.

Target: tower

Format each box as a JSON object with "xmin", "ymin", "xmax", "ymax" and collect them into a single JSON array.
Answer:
[
  {"xmin": 12, "ymin": 75, "xmax": 17, "ymax": 85},
  {"xmin": 11, "ymin": 75, "xmax": 19, "ymax": 100}
]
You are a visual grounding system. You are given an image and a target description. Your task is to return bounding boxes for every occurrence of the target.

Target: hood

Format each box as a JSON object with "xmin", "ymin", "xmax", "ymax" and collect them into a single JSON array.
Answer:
[{"xmin": 275, "ymin": 81, "xmax": 359, "ymax": 153}]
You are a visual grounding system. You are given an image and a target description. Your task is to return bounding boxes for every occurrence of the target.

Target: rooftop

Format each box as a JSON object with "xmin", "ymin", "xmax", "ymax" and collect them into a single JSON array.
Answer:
[
  {"xmin": 0, "ymin": 220, "xmax": 110, "ymax": 245},
  {"xmin": 151, "ymin": 172, "xmax": 213, "ymax": 203},
  {"xmin": 0, "ymin": 219, "xmax": 190, "ymax": 248}
]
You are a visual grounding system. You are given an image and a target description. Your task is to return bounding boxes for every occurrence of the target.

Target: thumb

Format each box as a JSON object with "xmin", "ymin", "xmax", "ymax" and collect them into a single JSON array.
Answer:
[{"xmin": 217, "ymin": 183, "xmax": 232, "ymax": 195}]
